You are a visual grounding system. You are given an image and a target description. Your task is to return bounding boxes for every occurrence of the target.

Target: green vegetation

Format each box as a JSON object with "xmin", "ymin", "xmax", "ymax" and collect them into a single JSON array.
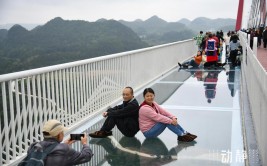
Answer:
[
  {"xmin": 0, "ymin": 16, "xmax": 236, "ymax": 75},
  {"xmin": 0, "ymin": 17, "xmax": 148, "ymax": 75}
]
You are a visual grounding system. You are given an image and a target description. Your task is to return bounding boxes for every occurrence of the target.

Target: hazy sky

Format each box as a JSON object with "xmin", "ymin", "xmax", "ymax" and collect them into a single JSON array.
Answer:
[{"xmin": 0, "ymin": 0, "xmax": 252, "ymax": 24}]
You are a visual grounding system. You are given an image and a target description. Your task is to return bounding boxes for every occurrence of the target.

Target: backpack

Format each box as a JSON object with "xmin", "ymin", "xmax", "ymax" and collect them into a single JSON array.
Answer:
[
  {"xmin": 207, "ymin": 40, "xmax": 216, "ymax": 51},
  {"xmin": 18, "ymin": 142, "xmax": 58, "ymax": 166}
]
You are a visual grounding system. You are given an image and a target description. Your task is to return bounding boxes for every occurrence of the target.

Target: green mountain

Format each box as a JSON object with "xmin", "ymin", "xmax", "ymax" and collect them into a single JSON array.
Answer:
[
  {"xmin": 0, "ymin": 23, "xmax": 39, "ymax": 30},
  {"xmin": 119, "ymin": 15, "xmax": 195, "ymax": 45},
  {"xmin": 0, "ymin": 29, "xmax": 8, "ymax": 41},
  {"xmin": 0, "ymin": 16, "xmax": 236, "ymax": 74},
  {"xmin": 119, "ymin": 16, "xmax": 235, "ymax": 45},
  {"xmin": 0, "ymin": 17, "xmax": 148, "ymax": 74},
  {"xmin": 178, "ymin": 18, "xmax": 191, "ymax": 26},
  {"xmin": 183, "ymin": 17, "xmax": 236, "ymax": 32}
]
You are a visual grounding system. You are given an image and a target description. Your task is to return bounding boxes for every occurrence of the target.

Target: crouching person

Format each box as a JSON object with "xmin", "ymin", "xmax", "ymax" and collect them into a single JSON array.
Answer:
[
  {"xmin": 89, "ymin": 87, "xmax": 139, "ymax": 138},
  {"xmin": 19, "ymin": 119, "xmax": 93, "ymax": 166}
]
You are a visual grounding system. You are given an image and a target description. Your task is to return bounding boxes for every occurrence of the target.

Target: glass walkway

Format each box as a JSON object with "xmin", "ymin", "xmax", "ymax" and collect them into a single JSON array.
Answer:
[
  {"xmin": 3, "ymin": 37, "xmax": 259, "ymax": 165},
  {"xmin": 70, "ymin": 64, "xmax": 244, "ymax": 166}
]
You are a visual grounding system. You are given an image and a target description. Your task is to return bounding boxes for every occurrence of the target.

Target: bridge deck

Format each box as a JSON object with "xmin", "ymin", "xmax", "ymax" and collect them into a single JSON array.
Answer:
[{"xmin": 70, "ymin": 64, "xmax": 244, "ymax": 166}]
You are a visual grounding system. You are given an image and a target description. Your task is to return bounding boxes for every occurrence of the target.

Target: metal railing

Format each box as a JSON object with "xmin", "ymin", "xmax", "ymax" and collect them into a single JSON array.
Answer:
[
  {"xmin": 239, "ymin": 31, "xmax": 267, "ymax": 165},
  {"xmin": 0, "ymin": 39, "xmax": 197, "ymax": 165}
]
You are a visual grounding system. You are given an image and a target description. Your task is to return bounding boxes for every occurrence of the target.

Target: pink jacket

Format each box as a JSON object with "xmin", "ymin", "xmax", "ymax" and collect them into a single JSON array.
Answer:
[{"xmin": 139, "ymin": 101, "xmax": 176, "ymax": 133}]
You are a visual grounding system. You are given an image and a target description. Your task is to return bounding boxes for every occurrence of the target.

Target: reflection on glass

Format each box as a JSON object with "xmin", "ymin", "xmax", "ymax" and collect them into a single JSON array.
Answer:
[
  {"xmin": 204, "ymin": 70, "xmax": 220, "ymax": 103},
  {"xmin": 140, "ymin": 138, "xmax": 195, "ymax": 166},
  {"xmin": 191, "ymin": 68, "xmax": 208, "ymax": 82},
  {"xmin": 182, "ymin": 68, "xmax": 224, "ymax": 103},
  {"xmin": 90, "ymin": 137, "xmax": 141, "ymax": 165},
  {"xmin": 226, "ymin": 67, "xmax": 236, "ymax": 97},
  {"xmin": 89, "ymin": 136, "xmax": 196, "ymax": 166}
]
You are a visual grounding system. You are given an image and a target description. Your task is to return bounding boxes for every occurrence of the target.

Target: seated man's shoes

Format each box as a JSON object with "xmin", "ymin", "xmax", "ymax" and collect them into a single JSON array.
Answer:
[
  {"xmin": 177, "ymin": 133, "xmax": 197, "ymax": 142},
  {"xmin": 89, "ymin": 131, "xmax": 112, "ymax": 138}
]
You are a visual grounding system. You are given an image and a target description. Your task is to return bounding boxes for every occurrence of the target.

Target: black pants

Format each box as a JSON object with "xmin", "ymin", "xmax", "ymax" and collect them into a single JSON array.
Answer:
[
  {"xmin": 100, "ymin": 116, "xmax": 139, "ymax": 137},
  {"xmin": 204, "ymin": 61, "xmax": 217, "ymax": 67},
  {"xmin": 258, "ymin": 38, "xmax": 262, "ymax": 47},
  {"xmin": 250, "ymin": 39, "xmax": 253, "ymax": 49},
  {"xmin": 230, "ymin": 50, "xmax": 238, "ymax": 66},
  {"xmin": 264, "ymin": 39, "xmax": 267, "ymax": 48}
]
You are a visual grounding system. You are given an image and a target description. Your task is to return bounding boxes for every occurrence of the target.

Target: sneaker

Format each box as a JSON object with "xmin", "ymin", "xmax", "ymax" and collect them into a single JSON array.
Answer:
[
  {"xmin": 177, "ymin": 133, "xmax": 196, "ymax": 142},
  {"xmin": 186, "ymin": 132, "xmax": 197, "ymax": 139},
  {"xmin": 89, "ymin": 131, "xmax": 112, "ymax": 138},
  {"xmin": 178, "ymin": 134, "xmax": 192, "ymax": 142}
]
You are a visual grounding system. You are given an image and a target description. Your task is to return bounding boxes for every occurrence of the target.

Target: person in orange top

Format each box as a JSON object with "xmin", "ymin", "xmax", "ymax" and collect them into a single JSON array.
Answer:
[{"xmin": 178, "ymin": 50, "xmax": 202, "ymax": 68}]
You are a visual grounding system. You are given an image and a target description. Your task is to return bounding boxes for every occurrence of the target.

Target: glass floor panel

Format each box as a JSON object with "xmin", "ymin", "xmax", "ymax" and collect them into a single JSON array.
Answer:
[{"xmin": 69, "ymin": 66, "xmax": 244, "ymax": 166}]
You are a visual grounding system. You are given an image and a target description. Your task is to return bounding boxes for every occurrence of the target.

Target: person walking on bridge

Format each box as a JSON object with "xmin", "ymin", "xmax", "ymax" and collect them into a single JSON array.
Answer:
[
  {"xmin": 263, "ymin": 26, "xmax": 267, "ymax": 49},
  {"xmin": 229, "ymin": 35, "xmax": 241, "ymax": 67},
  {"xmin": 204, "ymin": 33, "xmax": 218, "ymax": 68},
  {"xmin": 194, "ymin": 31, "xmax": 204, "ymax": 51}
]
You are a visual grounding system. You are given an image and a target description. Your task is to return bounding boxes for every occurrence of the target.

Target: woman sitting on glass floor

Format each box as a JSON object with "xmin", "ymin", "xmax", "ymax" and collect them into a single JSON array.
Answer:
[{"xmin": 139, "ymin": 88, "xmax": 197, "ymax": 142}]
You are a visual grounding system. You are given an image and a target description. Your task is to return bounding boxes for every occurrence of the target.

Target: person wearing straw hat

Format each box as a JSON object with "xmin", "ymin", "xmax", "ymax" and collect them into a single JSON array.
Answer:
[{"xmin": 23, "ymin": 119, "xmax": 93, "ymax": 166}]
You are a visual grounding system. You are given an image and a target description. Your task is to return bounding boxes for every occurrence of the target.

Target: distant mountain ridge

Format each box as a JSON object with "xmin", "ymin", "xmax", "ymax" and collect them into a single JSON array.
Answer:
[
  {"xmin": 0, "ymin": 16, "xmax": 236, "ymax": 32},
  {"xmin": 183, "ymin": 17, "xmax": 236, "ymax": 32},
  {"xmin": 0, "ymin": 17, "xmax": 148, "ymax": 74},
  {"xmin": 178, "ymin": 18, "xmax": 191, "ymax": 26},
  {"xmin": 117, "ymin": 15, "xmax": 236, "ymax": 32},
  {"xmin": 120, "ymin": 16, "xmax": 186, "ymax": 35},
  {"xmin": 118, "ymin": 15, "xmax": 236, "ymax": 45},
  {"xmin": 119, "ymin": 15, "xmax": 194, "ymax": 45},
  {"xmin": 0, "ymin": 16, "xmax": 236, "ymax": 74},
  {"xmin": 0, "ymin": 23, "xmax": 40, "ymax": 30}
]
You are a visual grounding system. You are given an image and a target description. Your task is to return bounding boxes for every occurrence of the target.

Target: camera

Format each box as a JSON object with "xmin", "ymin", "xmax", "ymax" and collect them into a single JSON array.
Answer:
[{"xmin": 70, "ymin": 134, "xmax": 85, "ymax": 140}]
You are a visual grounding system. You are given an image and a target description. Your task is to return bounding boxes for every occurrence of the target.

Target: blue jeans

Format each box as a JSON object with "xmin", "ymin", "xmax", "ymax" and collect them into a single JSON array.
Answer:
[
  {"xmin": 187, "ymin": 60, "xmax": 199, "ymax": 68},
  {"xmin": 143, "ymin": 122, "xmax": 186, "ymax": 138}
]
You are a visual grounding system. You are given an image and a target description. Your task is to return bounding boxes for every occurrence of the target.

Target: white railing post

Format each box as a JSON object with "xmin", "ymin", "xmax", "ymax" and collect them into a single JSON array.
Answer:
[
  {"xmin": 15, "ymin": 80, "xmax": 22, "ymax": 155},
  {"xmin": 8, "ymin": 80, "xmax": 16, "ymax": 159},
  {"xmin": 253, "ymin": 36, "xmax": 258, "ymax": 56},
  {"xmin": 247, "ymin": 34, "xmax": 250, "ymax": 45}
]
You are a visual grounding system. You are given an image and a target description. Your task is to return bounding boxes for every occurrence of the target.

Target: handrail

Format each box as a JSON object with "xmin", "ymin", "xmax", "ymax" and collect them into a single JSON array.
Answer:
[
  {"xmin": 239, "ymin": 31, "xmax": 266, "ymax": 166},
  {"xmin": 0, "ymin": 40, "xmax": 192, "ymax": 82},
  {"xmin": 0, "ymin": 39, "xmax": 197, "ymax": 165}
]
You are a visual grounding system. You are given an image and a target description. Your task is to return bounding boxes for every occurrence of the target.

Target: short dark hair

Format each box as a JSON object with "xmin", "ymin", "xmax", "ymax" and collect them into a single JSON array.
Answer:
[
  {"xmin": 143, "ymin": 88, "xmax": 155, "ymax": 97},
  {"xmin": 208, "ymin": 34, "xmax": 213, "ymax": 38},
  {"xmin": 125, "ymin": 86, "xmax": 133, "ymax": 95},
  {"xmin": 200, "ymin": 31, "xmax": 203, "ymax": 34}
]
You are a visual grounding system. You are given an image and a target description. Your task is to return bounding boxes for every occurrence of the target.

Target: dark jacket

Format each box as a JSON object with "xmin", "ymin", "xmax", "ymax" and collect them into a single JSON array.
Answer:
[
  {"xmin": 107, "ymin": 98, "xmax": 139, "ymax": 118},
  {"xmin": 28, "ymin": 138, "xmax": 93, "ymax": 166},
  {"xmin": 263, "ymin": 30, "xmax": 267, "ymax": 39}
]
